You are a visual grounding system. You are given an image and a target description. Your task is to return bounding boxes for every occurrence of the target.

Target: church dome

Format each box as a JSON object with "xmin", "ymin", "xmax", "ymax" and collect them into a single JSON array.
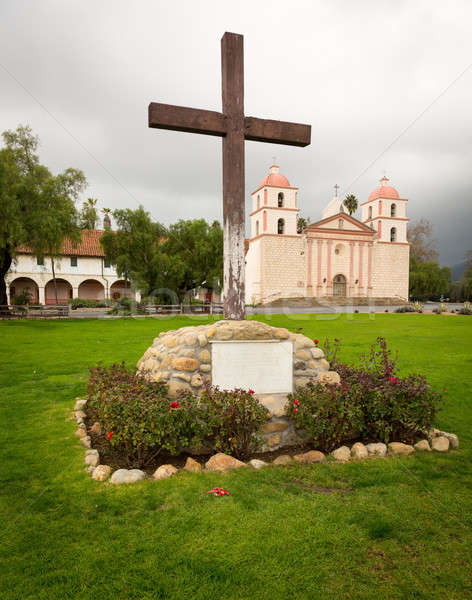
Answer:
[
  {"xmin": 368, "ymin": 176, "xmax": 399, "ymax": 202},
  {"xmin": 259, "ymin": 164, "xmax": 291, "ymax": 188}
]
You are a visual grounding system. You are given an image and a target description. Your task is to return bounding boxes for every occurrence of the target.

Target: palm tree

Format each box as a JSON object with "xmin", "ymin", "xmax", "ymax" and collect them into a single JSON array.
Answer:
[
  {"xmin": 80, "ymin": 198, "xmax": 99, "ymax": 229},
  {"xmin": 343, "ymin": 194, "xmax": 358, "ymax": 216},
  {"xmin": 102, "ymin": 207, "xmax": 112, "ymax": 229}
]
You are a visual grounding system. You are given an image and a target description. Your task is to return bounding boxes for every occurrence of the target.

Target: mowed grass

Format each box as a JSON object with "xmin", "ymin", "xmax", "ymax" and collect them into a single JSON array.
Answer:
[{"xmin": 0, "ymin": 313, "xmax": 471, "ymax": 600}]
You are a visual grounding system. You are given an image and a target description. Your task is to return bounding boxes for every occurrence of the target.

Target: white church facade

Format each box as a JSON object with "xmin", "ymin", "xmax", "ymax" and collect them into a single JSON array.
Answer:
[{"xmin": 245, "ymin": 165, "xmax": 410, "ymax": 305}]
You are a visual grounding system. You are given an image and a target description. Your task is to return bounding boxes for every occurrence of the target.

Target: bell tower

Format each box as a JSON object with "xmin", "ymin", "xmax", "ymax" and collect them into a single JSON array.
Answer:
[
  {"xmin": 361, "ymin": 176, "xmax": 409, "ymax": 242},
  {"xmin": 249, "ymin": 164, "xmax": 299, "ymax": 238}
]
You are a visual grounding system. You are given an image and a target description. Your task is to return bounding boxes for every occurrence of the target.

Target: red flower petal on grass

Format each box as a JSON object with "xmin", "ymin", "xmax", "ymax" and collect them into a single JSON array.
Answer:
[
  {"xmin": 442, "ymin": 387, "xmax": 446, "ymax": 392},
  {"xmin": 314, "ymin": 339, "xmax": 319, "ymax": 345}
]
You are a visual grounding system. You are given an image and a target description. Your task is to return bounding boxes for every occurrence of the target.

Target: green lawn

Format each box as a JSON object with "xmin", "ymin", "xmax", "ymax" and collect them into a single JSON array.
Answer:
[{"xmin": 1, "ymin": 314, "xmax": 471, "ymax": 600}]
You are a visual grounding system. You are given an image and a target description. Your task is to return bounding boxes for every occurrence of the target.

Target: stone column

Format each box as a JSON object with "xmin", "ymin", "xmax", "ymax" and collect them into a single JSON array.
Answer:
[
  {"xmin": 358, "ymin": 242, "xmax": 364, "ymax": 293},
  {"xmin": 72, "ymin": 286, "xmax": 79, "ymax": 299},
  {"xmin": 316, "ymin": 239, "xmax": 322, "ymax": 291},
  {"xmin": 367, "ymin": 242, "xmax": 373, "ymax": 296},
  {"xmin": 349, "ymin": 241, "xmax": 354, "ymax": 295},
  {"xmin": 306, "ymin": 238, "xmax": 313, "ymax": 296},
  {"xmin": 326, "ymin": 240, "xmax": 333, "ymax": 293}
]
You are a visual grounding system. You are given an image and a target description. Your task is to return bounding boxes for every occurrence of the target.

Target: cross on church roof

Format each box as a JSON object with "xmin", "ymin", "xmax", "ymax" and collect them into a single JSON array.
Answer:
[
  {"xmin": 334, "ymin": 184, "xmax": 339, "ymax": 196},
  {"xmin": 148, "ymin": 32, "xmax": 311, "ymax": 319}
]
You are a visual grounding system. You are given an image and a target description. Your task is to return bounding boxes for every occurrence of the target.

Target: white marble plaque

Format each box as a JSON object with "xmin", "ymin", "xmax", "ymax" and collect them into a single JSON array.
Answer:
[{"xmin": 211, "ymin": 340, "xmax": 293, "ymax": 394}]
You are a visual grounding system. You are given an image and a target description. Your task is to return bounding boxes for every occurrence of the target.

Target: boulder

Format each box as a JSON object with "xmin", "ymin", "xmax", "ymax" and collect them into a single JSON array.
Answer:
[
  {"xmin": 440, "ymin": 431, "xmax": 459, "ymax": 449},
  {"xmin": 90, "ymin": 421, "xmax": 102, "ymax": 436},
  {"xmin": 431, "ymin": 436, "xmax": 450, "ymax": 452},
  {"xmin": 366, "ymin": 442, "xmax": 387, "ymax": 457},
  {"xmin": 388, "ymin": 442, "xmax": 415, "ymax": 456},
  {"xmin": 263, "ymin": 420, "xmax": 288, "ymax": 434},
  {"xmin": 167, "ymin": 380, "xmax": 191, "ymax": 398},
  {"xmin": 92, "ymin": 465, "xmax": 111, "ymax": 481},
  {"xmin": 331, "ymin": 446, "xmax": 351, "ymax": 462},
  {"xmin": 273, "ymin": 454, "xmax": 293, "ymax": 466},
  {"xmin": 153, "ymin": 464, "xmax": 179, "ymax": 480},
  {"xmin": 414, "ymin": 439, "xmax": 431, "ymax": 451},
  {"xmin": 80, "ymin": 436, "xmax": 91, "ymax": 448},
  {"xmin": 318, "ymin": 371, "xmax": 341, "ymax": 385},
  {"xmin": 74, "ymin": 410, "xmax": 86, "ymax": 421},
  {"xmin": 110, "ymin": 469, "xmax": 146, "ymax": 485},
  {"xmin": 85, "ymin": 453, "xmax": 99, "ymax": 467},
  {"xmin": 183, "ymin": 457, "xmax": 202, "ymax": 473},
  {"xmin": 248, "ymin": 459, "xmax": 267, "ymax": 469},
  {"xmin": 351, "ymin": 442, "xmax": 368, "ymax": 460},
  {"xmin": 75, "ymin": 428, "xmax": 87, "ymax": 437},
  {"xmin": 74, "ymin": 398, "xmax": 87, "ymax": 411},
  {"xmin": 293, "ymin": 450, "xmax": 326, "ymax": 464},
  {"xmin": 205, "ymin": 453, "xmax": 247, "ymax": 472}
]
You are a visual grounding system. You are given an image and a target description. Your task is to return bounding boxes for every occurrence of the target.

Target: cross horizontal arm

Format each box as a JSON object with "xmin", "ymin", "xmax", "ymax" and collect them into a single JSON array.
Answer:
[
  {"xmin": 244, "ymin": 117, "xmax": 311, "ymax": 147},
  {"xmin": 148, "ymin": 103, "xmax": 227, "ymax": 137}
]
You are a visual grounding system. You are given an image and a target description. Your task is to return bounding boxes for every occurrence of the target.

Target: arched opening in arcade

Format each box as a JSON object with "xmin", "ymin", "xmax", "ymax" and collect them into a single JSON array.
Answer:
[
  {"xmin": 78, "ymin": 279, "xmax": 105, "ymax": 301},
  {"xmin": 110, "ymin": 280, "xmax": 132, "ymax": 300},
  {"xmin": 8, "ymin": 277, "xmax": 39, "ymax": 304},
  {"xmin": 45, "ymin": 278, "xmax": 73, "ymax": 305}
]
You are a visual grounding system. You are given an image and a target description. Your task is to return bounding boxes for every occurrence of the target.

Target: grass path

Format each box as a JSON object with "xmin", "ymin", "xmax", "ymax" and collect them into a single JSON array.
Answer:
[{"xmin": 0, "ymin": 314, "xmax": 471, "ymax": 599}]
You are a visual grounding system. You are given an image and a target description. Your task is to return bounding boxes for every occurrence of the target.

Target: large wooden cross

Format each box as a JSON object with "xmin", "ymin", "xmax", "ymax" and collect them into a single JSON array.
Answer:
[{"xmin": 148, "ymin": 32, "xmax": 311, "ymax": 320}]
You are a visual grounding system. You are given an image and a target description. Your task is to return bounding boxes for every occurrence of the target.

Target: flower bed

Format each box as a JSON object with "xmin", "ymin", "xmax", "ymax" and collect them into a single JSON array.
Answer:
[{"xmin": 72, "ymin": 337, "xmax": 455, "ymax": 484}]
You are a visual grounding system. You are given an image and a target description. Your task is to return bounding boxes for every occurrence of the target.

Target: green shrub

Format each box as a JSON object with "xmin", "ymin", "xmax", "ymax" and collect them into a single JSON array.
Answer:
[
  {"xmin": 195, "ymin": 386, "xmax": 270, "ymax": 459},
  {"xmin": 87, "ymin": 365, "xmax": 269, "ymax": 464},
  {"xmin": 11, "ymin": 290, "xmax": 33, "ymax": 305},
  {"xmin": 287, "ymin": 382, "xmax": 364, "ymax": 452},
  {"xmin": 288, "ymin": 337, "xmax": 441, "ymax": 448},
  {"xmin": 69, "ymin": 298, "xmax": 110, "ymax": 309},
  {"xmin": 87, "ymin": 363, "xmax": 204, "ymax": 467},
  {"xmin": 394, "ymin": 305, "xmax": 415, "ymax": 313}
]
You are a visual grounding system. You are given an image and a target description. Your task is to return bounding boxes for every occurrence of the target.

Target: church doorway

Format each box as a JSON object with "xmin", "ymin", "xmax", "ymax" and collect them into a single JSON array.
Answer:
[{"xmin": 333, "ymin": 274, "xmax": 346, "ymax": 296}]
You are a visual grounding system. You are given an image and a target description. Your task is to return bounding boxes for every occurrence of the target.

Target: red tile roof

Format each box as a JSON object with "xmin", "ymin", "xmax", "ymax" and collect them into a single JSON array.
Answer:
[{"xmin": 18, "ymin": 229, "xmax": 106, "ymax": 257}]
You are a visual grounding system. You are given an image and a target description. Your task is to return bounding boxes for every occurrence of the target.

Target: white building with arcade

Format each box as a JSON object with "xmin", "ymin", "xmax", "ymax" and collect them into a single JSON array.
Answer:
[
  {"xmin": 245, "ymin": 165, "xmax": 410, "ymax": 304},
  {"xmin": 6, "ymin": 229, "xmax": 138, "ymax": 305}
]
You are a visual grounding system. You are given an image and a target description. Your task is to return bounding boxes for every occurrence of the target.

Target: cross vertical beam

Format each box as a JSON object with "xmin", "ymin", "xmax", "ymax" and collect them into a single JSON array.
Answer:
[
  {"xmin": 221, "ymin": 32, "xmax": 245, "ymax": 320},
  {"xmin": 148, "ymin": 32, "xmax": 311, "ymax": 320}
]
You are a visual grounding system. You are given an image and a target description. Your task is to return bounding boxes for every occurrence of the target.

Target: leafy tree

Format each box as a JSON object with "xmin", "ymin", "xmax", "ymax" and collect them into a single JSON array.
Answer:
[
  {"xmin": 343, "ymin": 194, "xmax": 358, "ymax": 216},
  {"xmin": 0, "ymin": 125, "xmax": 86, "ymax": 305},
  {"xmin": 101, "ymin": 211, "xmax": 223, "ymax": 303},
  {"xmin": 407, "ymin": 218, "xmax": 439, "ymax": 263},
  {"xmin": 163, "ymin": 219, "xmax": 223, "ymax": 301},
  {"xmin": 100, "ymin": 206, "xmax": 169, "ymax": 298},
  {"xmin": 80, "ymin": 198, "xmax": 99, "ymax": 229},
  {"xmin": 409, "ymin": 255, "xmax": 451, "ymax": 300}
]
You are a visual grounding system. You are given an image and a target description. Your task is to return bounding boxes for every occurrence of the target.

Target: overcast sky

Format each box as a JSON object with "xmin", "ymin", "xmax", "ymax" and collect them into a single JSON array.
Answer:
[{"xmin": 1, "ymin": 0, "xmax": 471, "ymax": 267}]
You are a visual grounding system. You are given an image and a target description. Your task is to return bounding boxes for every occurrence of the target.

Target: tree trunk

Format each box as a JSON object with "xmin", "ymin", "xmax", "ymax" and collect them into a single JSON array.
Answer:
[
  {"xmin": 0, "ymin": 249, "xmax": 12, "ymax": 306},
  {"xmin": 51, "ymin": 258, "xmax": 58, "ymax": 305}
]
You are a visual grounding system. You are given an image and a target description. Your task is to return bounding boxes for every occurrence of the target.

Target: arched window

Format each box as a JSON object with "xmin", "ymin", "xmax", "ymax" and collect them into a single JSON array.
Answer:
[
  {"xmin": 368, "ymin": 206, "xmax": 372, "ymax": 219},
  {"xmin": 391, "ymin": 203, "xmax": 396, "ymax": 217},
  {"xmin": 277, "ymin": 218, "xmax": 285, "ymax": 234},
  {"xmin": 256, "ymin": 220, "xmax": 259, "ymax": 236},
  {"xmin": 390, "ymin": 227, "xmax": 397, "ymax": 242},
  {"xmin": 338, "ymin": 219, "xmax": 344, "ymax": 229},
  {"xmin": 278, "ymin": 192, "xmax": 284, "ymax": 207},
  {"xmin": 257, "ymin": 195, "xmax": 260, "ymax": 209}
]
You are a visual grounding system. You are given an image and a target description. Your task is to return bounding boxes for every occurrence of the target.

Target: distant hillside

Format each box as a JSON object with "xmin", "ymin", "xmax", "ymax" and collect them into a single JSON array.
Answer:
[{"xmin": 450, "ymin": 261, "xmax": 467, "ymax": 281}]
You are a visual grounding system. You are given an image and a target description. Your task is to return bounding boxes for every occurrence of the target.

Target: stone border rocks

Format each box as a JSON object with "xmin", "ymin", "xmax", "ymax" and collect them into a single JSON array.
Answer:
[{"xmin": 73, "ymin": 396, "xmax": 460, "ymax": 485}]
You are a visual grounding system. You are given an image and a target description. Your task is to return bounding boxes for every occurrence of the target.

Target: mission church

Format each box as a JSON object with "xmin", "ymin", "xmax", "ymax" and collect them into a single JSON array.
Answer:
[{"xmin": 245, "ymin": 165, "xmax": 410, "ymax": 304}]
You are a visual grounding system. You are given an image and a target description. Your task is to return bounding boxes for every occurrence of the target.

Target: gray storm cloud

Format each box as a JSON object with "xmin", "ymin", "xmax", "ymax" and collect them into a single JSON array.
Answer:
[{"xmin": 1, "ymin": 0, "xmax": 471, "ymax": 266}]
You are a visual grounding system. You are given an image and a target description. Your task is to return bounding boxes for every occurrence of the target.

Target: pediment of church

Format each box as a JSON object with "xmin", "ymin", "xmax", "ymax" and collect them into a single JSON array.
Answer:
[{"xmin": 307, "ymin": 212, "xmax": 374, "ymax": 233}]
